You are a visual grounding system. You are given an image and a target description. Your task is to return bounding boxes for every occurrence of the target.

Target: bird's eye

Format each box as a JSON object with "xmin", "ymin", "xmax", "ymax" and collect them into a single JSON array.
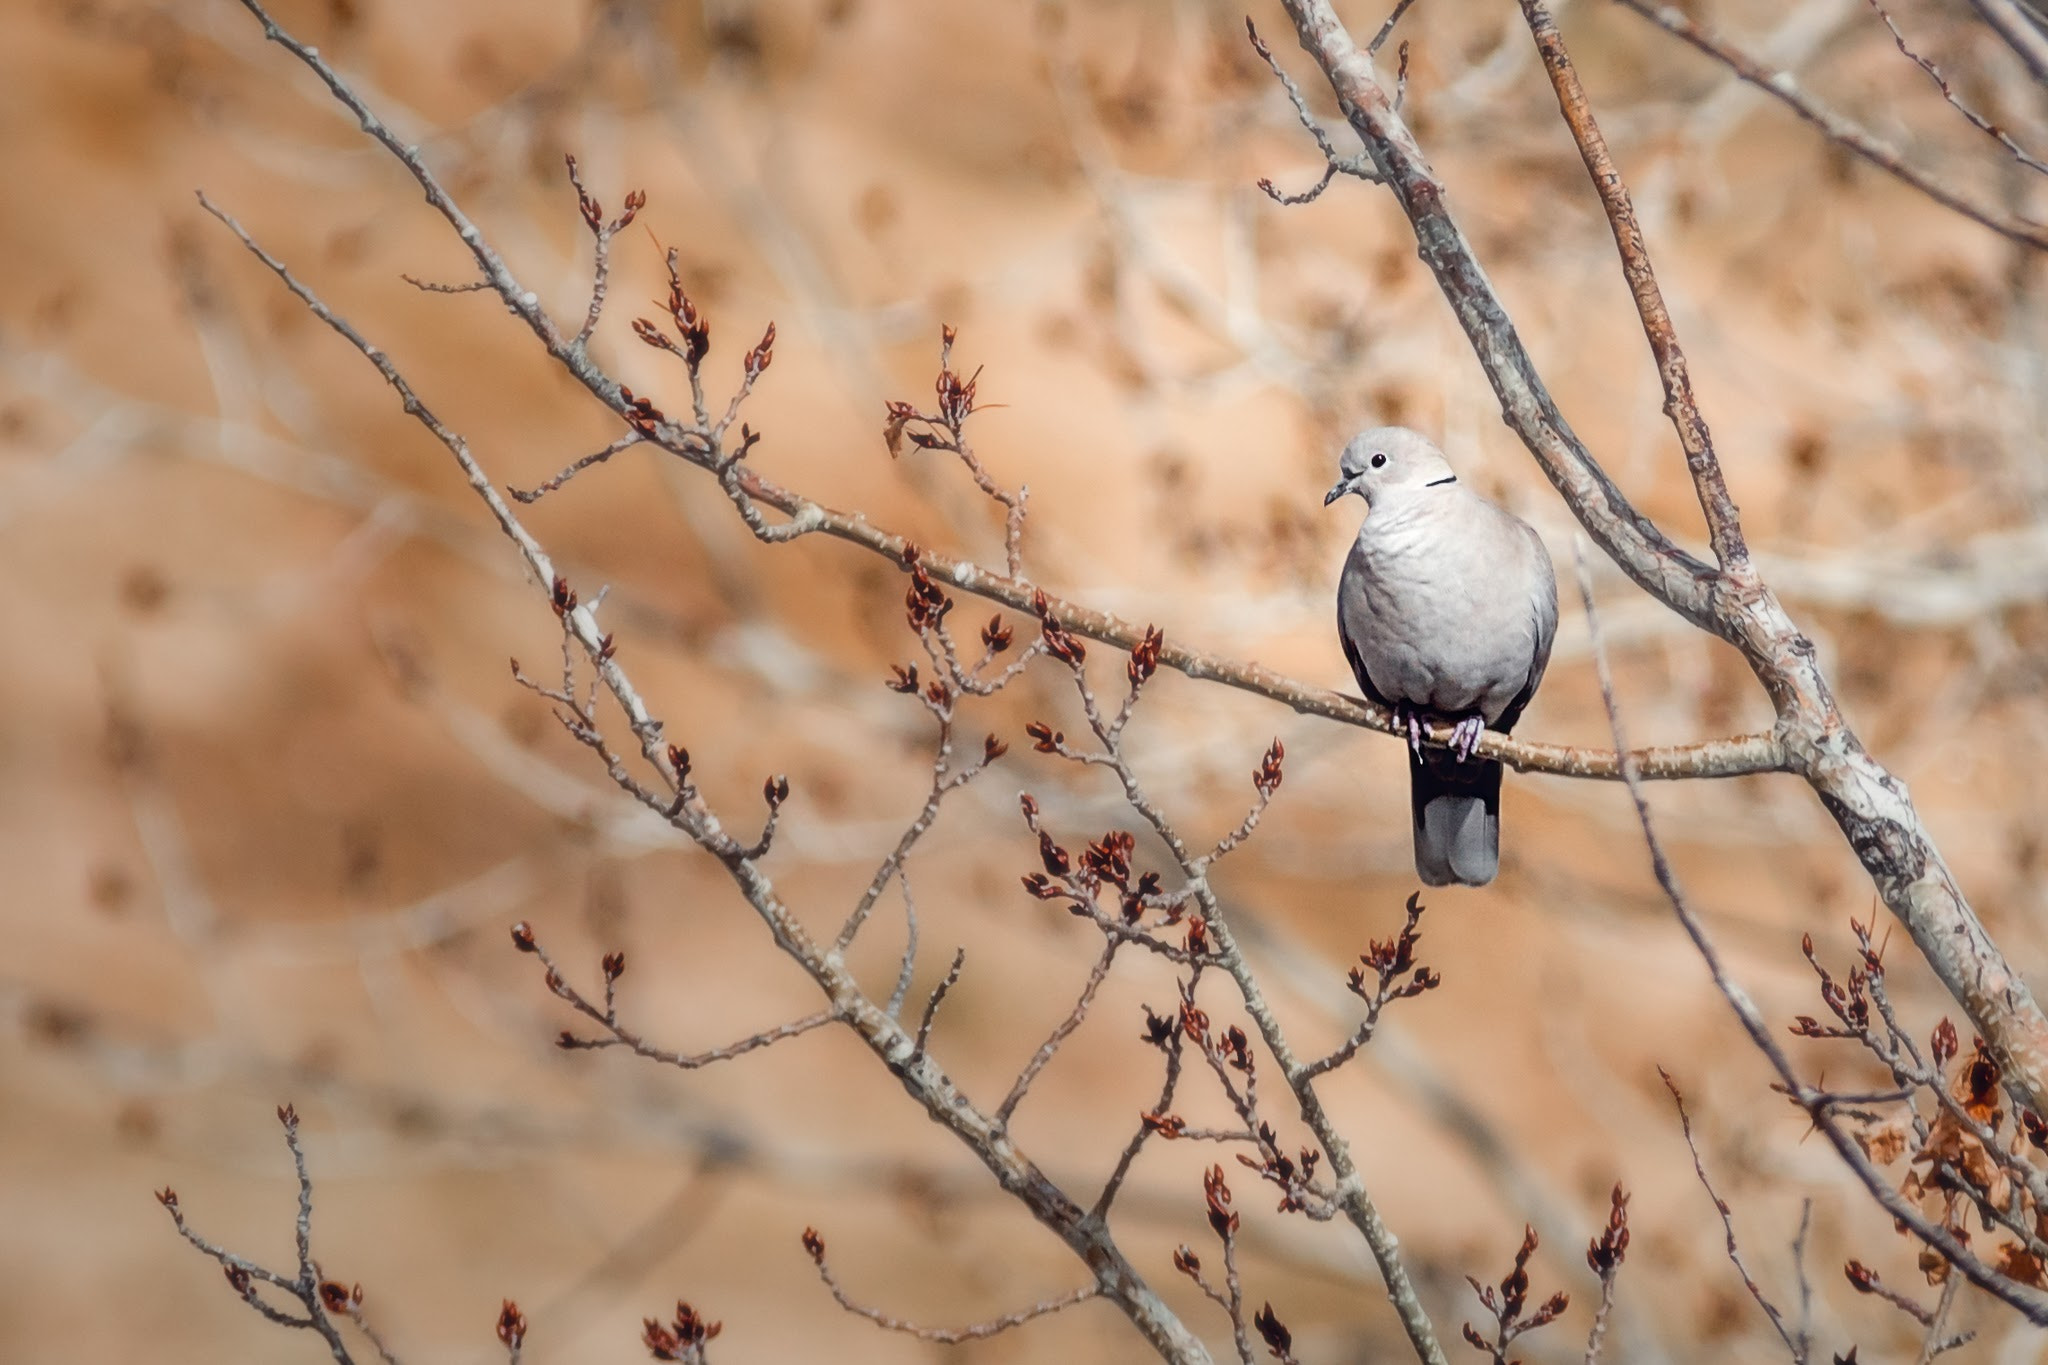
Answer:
[{"xmin": 1369, "ymin": 452, "xmax": 1387, "ymax": 469}]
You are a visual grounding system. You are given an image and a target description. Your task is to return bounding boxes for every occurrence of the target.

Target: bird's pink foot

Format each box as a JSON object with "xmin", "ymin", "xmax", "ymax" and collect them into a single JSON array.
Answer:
[
  {"xmin": 1395, "ymin": 703, "xmax": 1427, "ymax": 759},
  {"xmin": 1450, "ymin": 715, "xmax": 1485, "ymax": 762}
]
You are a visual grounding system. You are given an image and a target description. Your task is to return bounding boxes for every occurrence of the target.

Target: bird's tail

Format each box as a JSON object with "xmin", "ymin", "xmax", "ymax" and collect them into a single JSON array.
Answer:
[{"xmin": 1408, "ymin": 748, "xmax": 1502, "ymax": 887}]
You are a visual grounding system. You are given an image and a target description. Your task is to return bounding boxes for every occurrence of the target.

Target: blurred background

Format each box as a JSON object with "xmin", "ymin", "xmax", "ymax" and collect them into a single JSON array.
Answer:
[{"xmin": 5, "ymin": 0, "xmax": 2048, "ymax": 1359}]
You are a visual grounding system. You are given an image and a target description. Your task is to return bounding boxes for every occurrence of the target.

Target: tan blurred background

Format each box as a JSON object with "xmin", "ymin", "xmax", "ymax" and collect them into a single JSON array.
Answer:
[{"xmin": 6, "ymin": 0, "xmax": 2048, "ymax": 1359}]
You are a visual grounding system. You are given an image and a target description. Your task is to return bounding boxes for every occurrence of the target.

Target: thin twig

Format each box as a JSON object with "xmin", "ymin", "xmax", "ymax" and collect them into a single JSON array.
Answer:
[
  {"xmin": 157, "ymin": 1108, "xmax": 360, "ymax": 1365},
  {"xmin": 804, "ymin": 1234, "xmax": 1101, "ymax": 1344},
  {"xmin": 521, "ymin": 926, "xmax": 838, "ymax": 1068},
  {"xmin": 1661, "ymin": 1070, "xmax": 1803, "ymax": 1360},
  {"xmin": 1614, "ymin": 0, "xmax": 2048, "ymax": 252},
  {"xmin": 911, "ymin": 948, "xmax": 965, "ymax": 1064},
  {"xmin": 998, "ymin": 941, "xmax": 1120, "ymax": 1126},
  {"xmin": 1094, "ymin": 966, "xmax": 1202, "ymax": 1220},
  {"xmin": 1370, "ymin": 0, "xmax": 1421, "ymax": 54},
  {"xmin": 508, "ymin": 432, "xmax": 643, "ymax": 503},
  {"xmin": 1246, "ymin": 19, "xmax": 1383, "ymax": 206},
  {"xmin": 1865, "ymin": 0, "xmax": 2048, "ymax": 176}
]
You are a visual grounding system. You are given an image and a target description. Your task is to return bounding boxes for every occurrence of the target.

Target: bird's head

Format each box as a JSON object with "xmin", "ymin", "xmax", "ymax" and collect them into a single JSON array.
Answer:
[{"xmin": 1323, "ymin": 426, "xmax": 1457, "ymax": 508}]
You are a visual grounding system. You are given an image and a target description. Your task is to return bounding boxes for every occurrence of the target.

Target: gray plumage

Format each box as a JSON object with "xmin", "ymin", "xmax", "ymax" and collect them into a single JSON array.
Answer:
[{"xmin": 1326, "ymin": 427, "xmax": 1558, "ymax": 887}]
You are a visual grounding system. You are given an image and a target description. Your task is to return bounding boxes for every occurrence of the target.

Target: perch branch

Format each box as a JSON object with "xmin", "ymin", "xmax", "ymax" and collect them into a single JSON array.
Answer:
[{"xmin": 1273, "ymin": 0, "xmax": 2048, "ymax": 1121}]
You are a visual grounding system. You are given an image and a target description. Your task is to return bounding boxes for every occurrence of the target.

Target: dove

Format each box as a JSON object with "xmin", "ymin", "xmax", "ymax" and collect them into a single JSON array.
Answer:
[{"xmin": 1326, "ymin": 427, "xmax": 1558, "ymax": 887}]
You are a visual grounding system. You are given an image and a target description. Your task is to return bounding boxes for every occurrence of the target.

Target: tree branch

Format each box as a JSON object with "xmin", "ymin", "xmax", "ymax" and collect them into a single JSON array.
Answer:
[
  {"xmin": 1522, "ymin": 0, "xmax": 1748, "ymax": 570},
  {"xmin": 195, "ymin": 169, "xmax": 1215, "ymax": 1365},
  {"xmin": 1574, "ymin": 547, "xmax": 2048, "ymax": 1325},
  {"xmin": 1614, "ymin": 0, "xmax": 2048, "ymax": 253},
  {"xmin": 1273, "ymin": 0, "xmax": 2048, "ymax": 1121},
  {"xmin": 1972, "ymin": 0, "xmax": 2048, "ymax": 84}
]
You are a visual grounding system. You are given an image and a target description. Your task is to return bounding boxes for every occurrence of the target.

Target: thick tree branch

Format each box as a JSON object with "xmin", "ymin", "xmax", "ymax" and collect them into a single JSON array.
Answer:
[
  {"xmin": 222, "ymin": 0, "xmax": 1782, "ymax": 788},
  {"xmin": 1576, "ymin": 551, "xmax": 2048, "ymax": 1325},
  {"xmin": 1273, "ymin": 0, "xmax": 2048, "ymax": 1121},
  {"xmin": 1255, "ymin": 10, "xmax": 1724, "ymax": 635}
]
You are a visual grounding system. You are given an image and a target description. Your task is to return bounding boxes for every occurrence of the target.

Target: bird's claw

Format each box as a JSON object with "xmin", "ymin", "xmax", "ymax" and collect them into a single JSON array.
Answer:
[
  {"xmin": 1393, "ymin": 706, "xmax": 1485, "ymax": 761},
  {"xmin": 1450, "ymin": 715, "xmax": 1485, "ymax": 762},
  {"xmin": 1395, "ymin": 703, "xmax": 1426, "ymax": 759}
]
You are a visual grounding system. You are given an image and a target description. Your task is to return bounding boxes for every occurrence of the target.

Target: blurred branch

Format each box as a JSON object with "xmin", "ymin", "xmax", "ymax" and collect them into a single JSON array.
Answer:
[
  {"xmin": 1613, "ymin": 0, "xmax": 2048, "ymax": 252},
  {"xmin": 1971, "ymin": 0, "xmax": 2048, "ymax": 83}
]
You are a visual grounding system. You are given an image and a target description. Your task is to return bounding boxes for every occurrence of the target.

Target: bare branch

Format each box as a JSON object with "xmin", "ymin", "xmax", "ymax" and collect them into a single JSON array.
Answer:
[
  {"xmin": 997, "ymin": 941, "xmax": 1120, "ymax": 1127},
  {"xmin": 1042, "ymin": 654, "xmax": 1447, "ymax": 1363},
  {"xmin": 1094, "ymin": 968, "xmax": 1202, "ymax": 1221},
  {"xmin": 1662, "ymin": 1071, "xmax": 1804, "ymax": 1361},
  {"xmin": 508, "ymin": 432, "xmax": 644, "ymax": 503},
  {"xmin": 801, "ymin": 1228, "xmax": 1100, "ymax": 1344},
  {"xmin": 1571, "ymin": 546, "xmax": 2048, "ymax": 1324},
  {"xmin": 884, "ymin": 876, "xmax": 920, "ymax": 1019},
  {"xmin": 1521, "ymin": 0, "xmax": 1747, "ymax": 569},
  {"xmin": 561, "ymin": 153, "xmax": 645, "ymax": 346},
  {"xmin": 517, "ymin": 919, "xmax": 840, "ymax": 1068},
  {"xmin": 1583, "ymin": 1184, "xmax": 1630, "ymax": 1365},
  {"xmin": 196, "ymin": 36, "xmax": 1211, "ymax": 1344},
  {"xmin": 910, "ymin": 947, "xmax": 965, "ymax": 1064},
  {"xmin": 157, "ymin": 1107, "xmax": 362, "ymax": 1365},
  {"xmin": 1244, "ymin": 18, "xmax": 1384, "ymax": 205},
  {"xmin": 1614, "ymin": 0, "xmax": 2048, "ymax": 252},
  {"xmin": 1865, "ymin": 0, "xmax": 2048, "ymax": 175},
  {"xmin": 1301, "ymin": 893, "xmax": 1440, "ymax": 1082},
  {"xmin": 1972, "ymin": 0, "xmax": 2048, "ymax": 82},
  {"xmin": 1272, "ymin": 0, "xmax": 2048, "ymax": 1123}
]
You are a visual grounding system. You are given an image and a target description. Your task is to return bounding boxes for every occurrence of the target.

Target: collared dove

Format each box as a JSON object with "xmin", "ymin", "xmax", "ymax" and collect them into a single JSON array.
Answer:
[{"xmin": 1325, "ymin": 427, "xmax": 1558, "ymax": 887}]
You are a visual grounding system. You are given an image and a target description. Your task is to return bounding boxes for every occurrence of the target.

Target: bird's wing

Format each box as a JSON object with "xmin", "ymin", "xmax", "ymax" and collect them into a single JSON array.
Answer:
[
  {"xmin": 1490, "ymin": 519, "xmax": 1560, "ymax": 735},
  {"xmin": 1336, "ymin": 593, "xmax": 1401, "ymax": 712}
]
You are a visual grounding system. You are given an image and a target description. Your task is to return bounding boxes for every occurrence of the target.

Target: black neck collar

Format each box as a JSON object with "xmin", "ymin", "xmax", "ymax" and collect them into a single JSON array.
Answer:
[{"xmin": 1424, "ymin": 475, "xmax": 1458, "ymax": 487}]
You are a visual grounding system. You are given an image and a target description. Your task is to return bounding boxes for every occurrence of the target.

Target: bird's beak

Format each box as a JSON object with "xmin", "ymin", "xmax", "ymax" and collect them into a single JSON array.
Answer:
[{"xmin": 1323, "ymin": 478, "xmax": 1353, "ymax": 507}]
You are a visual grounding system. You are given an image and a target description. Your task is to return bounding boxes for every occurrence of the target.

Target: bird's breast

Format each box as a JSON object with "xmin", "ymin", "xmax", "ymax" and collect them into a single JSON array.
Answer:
[{"xmin": 1339, "ymin": 502, "xmax": 1543, "ymax": 720}]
